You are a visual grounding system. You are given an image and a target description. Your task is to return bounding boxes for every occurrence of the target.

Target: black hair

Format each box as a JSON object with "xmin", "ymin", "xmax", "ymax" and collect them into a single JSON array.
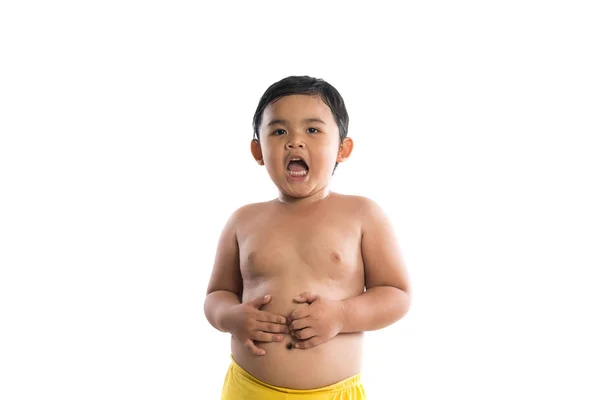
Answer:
[{"xmin": 252, "ymin": 75, "xmax": 349, "ymax": 175}]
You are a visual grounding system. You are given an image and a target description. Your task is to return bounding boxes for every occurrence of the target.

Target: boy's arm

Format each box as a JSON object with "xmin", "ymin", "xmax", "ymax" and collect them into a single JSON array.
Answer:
[
  {"xmin": 204, "ymin": 209, "xmax": 244, "ymax": 332},
  {"xmin": 340, "ymin": 197, "xmax": 412, "ymax": 333},
  {"xmin": 204, "ymin": 207, "xmax": 289, "ymax": 356}
]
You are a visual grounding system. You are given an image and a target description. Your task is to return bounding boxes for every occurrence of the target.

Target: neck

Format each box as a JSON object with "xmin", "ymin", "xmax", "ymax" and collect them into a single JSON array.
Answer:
[{"xmin": 277, "ymin": 187, "xmax": 331, "ymax": 206}]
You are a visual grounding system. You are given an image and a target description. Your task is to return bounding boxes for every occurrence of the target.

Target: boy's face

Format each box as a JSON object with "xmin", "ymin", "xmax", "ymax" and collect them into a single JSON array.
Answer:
[{"xmin": 251, "ymin": 94, "xmax": 352, "ymax": 200}]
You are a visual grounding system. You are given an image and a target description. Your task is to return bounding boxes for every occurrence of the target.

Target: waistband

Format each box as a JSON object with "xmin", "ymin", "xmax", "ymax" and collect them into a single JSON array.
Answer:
[{"xmin": 229, "ymin": 355, "xmax": 362, "ymax": 394}]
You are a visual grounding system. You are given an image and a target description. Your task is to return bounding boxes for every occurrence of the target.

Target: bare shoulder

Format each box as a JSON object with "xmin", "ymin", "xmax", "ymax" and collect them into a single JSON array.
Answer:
[
  {"xmin": 227, "ymin": 200, "xmax": 274, "ymax": 225},
  {"xmin": 330, "ymin": 193, "xmax": 387, "ymax": 223}
]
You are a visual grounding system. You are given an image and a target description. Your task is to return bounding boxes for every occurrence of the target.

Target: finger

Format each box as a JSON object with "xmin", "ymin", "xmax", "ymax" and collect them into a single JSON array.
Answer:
[
  {"xmin": 251, "ymin": 294, "xmax": 272, "ymax": 309},
  {"xmin": 244, "ymin": 339, "xmax": 265, "ymax": 356},
  {"xmin": 252, "ymin": 331, "xmax": 284, "ymax": 343},
  {"xmin": 294, "ymin": 328, "xmax": 317, "ymax": 340},
  {"xmin": 295, "ymin": 337, "xmax": 322, "ymax": 349},
  {"xmin": 256, "ymin": 322, "xmax": 290, "ymax": 334},
  {"xmin": 295, "ymin": 292, "xmax": 318, "ymax": 303},
  {"xmin": 289, "ymin": 306, "xmax": 310, "ymax": 321},
  {"xmin": 289, "ymin": 318, "xmax": 311, "ymax": 331},
  {"xmin": 293, "ymin": 295, "xmax": 308, "ymax": 303},
  {"xmin": 257, "ymin": 311, "xmax": 287, "ymax": 325}
]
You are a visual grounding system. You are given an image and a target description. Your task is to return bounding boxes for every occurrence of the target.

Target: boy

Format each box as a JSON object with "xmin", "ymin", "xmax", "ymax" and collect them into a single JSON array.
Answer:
[{"xmin": 204, "ymin": 75, "xmax": 411, "ymax": 399}]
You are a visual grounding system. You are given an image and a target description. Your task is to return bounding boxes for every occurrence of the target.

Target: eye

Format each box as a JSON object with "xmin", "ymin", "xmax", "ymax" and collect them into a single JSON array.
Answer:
[
  {"xmin": 307, "ymin": 127, "xmax": 319, "ymax": 134},
  {"xmin": 273, "ymin": 129, "xmax": 286, "ymax": 136}
]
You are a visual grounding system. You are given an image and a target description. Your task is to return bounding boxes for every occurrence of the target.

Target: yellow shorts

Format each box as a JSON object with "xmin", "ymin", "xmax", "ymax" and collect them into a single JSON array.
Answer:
[{"xmin": 220, "ymin": 356, "xmax": 367, "ymax": 399}]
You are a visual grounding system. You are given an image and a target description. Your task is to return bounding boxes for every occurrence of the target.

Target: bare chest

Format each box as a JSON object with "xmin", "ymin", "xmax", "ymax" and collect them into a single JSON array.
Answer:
[{"xmin": 238, "ymin": 208, "xmax": 363, "ymax": 284}]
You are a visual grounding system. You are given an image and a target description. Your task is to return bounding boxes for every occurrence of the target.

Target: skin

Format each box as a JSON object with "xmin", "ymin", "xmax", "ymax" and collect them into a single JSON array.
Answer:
[{"xmin": 204, "ymin": 94, "xmax": 411, "ymax": 389}]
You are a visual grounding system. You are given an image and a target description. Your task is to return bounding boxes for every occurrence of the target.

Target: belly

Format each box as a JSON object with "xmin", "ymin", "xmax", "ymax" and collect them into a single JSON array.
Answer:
[{"xmin": 231, "ymin": 279, "xmax": 364, "ymax": 389}]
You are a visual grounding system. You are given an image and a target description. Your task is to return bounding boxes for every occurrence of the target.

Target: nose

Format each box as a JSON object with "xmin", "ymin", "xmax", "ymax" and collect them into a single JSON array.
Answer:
[{"xmin": 285, "ymin": 132, "xmax": 305, "ymax": 149}]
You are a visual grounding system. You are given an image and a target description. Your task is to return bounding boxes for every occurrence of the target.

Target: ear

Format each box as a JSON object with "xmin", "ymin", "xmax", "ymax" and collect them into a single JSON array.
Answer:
[
  {"xmin": 336, "ymin": 137, "xmax": 354, "ymax": 163},
  {"xmin": 251, "ymin": 139, "xmax": 264, "ymax": 166}
]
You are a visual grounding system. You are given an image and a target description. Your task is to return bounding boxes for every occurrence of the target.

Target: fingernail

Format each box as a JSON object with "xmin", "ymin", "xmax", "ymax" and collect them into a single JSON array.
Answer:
[
  {"xmin": 295, "ymin": 343, "xmax": 300, "ymax": 348},
  {"xmin": 275, "ymin": 335, "xmax": 283, "ymax": 340}
]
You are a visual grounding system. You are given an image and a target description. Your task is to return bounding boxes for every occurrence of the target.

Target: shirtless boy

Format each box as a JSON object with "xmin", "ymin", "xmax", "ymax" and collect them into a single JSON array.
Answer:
[{"xmin": 204, "ymin": 75, "xmax": 411, "ymax": 399}]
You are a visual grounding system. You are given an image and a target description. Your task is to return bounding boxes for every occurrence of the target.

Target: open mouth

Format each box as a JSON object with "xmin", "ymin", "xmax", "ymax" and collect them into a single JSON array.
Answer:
[{"xmin": 286, "ymin": 157, "xmax": 309, "ymax": 178}]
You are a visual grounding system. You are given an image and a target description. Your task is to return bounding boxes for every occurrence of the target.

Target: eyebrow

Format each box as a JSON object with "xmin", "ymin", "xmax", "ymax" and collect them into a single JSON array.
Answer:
[{"xmin": 266, "ymin": 118, "xmax": 327, "ymax": 127}]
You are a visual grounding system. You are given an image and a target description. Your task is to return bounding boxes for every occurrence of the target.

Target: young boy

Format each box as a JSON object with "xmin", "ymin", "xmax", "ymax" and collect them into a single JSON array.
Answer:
[{"xmin": 204, "ymin": 75, "xmax": 411, "ymax": 399}]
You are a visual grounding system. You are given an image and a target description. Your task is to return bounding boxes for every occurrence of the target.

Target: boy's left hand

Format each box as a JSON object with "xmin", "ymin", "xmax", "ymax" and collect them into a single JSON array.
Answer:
[{"xmin": 288, "ymin": 291, "xmax": 345, "ymax": 349}]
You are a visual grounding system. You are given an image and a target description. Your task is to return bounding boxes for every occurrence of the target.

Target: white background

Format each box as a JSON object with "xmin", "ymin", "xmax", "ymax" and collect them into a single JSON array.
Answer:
[{"xmin": 1, "ymin": 1, "xmax": 599, "ymax": 399}]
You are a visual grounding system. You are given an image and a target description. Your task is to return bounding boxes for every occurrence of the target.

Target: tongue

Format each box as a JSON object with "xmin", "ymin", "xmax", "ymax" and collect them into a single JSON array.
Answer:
[{"xmin": 288, "ymin": 160, "xmax": 308, "ymax": 172}]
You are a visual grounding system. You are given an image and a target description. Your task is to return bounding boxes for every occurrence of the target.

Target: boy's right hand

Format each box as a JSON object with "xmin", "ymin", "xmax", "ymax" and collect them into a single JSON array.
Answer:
[{"xmin": 220, "ymin": 294, "xmax": 289, "ymax": 356}]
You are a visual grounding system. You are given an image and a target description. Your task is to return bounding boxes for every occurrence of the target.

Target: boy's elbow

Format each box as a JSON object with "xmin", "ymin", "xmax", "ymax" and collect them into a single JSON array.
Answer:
[
  {"xmin": 395, "ymin": 286, "xmax": 411, "ymax": 321},
  {"xmin": 203, "ymin": 293, "xmax": 215, "ymax": 321}
]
